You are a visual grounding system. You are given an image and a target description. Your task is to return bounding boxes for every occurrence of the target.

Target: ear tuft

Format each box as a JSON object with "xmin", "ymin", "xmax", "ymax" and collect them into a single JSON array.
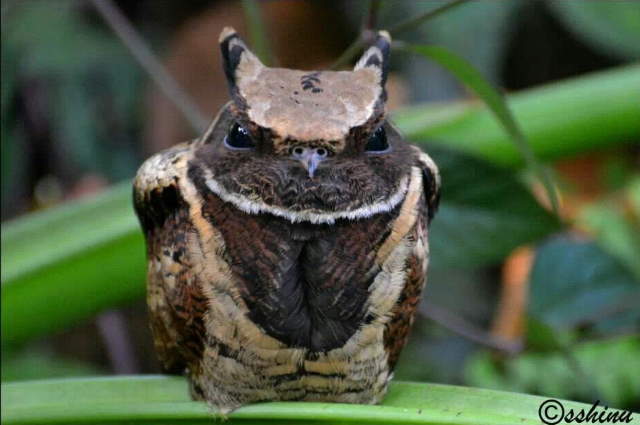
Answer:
[
  {"xmin": 219, "ymin": 26, "xmax": 237, "ymax": 43},
  {"xmin": 354, "ymin": 31, "xmax": 391, "ymax": 85},
  {"xmin": 219, "ymin": 27, "xmax": 263, "ymax": 90}
]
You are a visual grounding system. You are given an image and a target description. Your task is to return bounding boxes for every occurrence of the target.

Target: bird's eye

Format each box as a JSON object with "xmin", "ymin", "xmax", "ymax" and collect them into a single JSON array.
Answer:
[
  {"xmin": 364, "ymin": 126, "xmax": 389, "ymax": 153},
  {"xmin": 224, "ymin": 123, "xmax": 255, "ymax": 150}
]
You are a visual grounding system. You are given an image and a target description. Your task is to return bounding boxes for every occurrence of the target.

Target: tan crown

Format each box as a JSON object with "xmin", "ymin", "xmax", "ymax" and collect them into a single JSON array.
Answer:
[{"xmin": 219, "ymin": 27, "xmax": 391, "ymax": 149}]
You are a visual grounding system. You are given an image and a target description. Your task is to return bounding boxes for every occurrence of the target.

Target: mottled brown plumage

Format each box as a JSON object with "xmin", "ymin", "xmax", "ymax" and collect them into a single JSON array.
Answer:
[{"xmin": 133, "ymin": 27, "xmax": 440, "ymax": 413}]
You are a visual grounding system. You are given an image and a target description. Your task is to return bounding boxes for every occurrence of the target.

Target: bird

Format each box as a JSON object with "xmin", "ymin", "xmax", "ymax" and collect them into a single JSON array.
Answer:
[{"xmin": 133, "ymin": 26, "xmax": 440, "ymax": 414}]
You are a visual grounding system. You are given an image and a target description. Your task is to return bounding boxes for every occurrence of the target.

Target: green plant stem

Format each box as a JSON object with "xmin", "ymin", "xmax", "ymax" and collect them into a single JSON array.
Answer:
[
  {"xmin": 331, "ymin": 0, "xmax": 380, "ymax": 70},
  {"xmin": 90, "ymin": 0, "xmax": 207, "ymax": 133},
  {"xmin": 403, "ymin": 44, "xmax": 560, "ymax": 213},
  {"xmin": 365, "ymin": 0, "xmax": 383, "ymax": 31},
  {"xmin": 331, "ymin": 36, "xmax": 367, "ymax": 69},
  {"xmin": 389, "ymin": 0, "xmax": 474, "ymax": 36},
  {"xmin": 1, "ymin": 376, "xmax": 604, "ymax": 425},
  {"xmin": 241, "ymin": 0, "xmax": 273, "ymax": 66},
  {"xmin": 331, "ymin": 0, "xmax": 473, "ymax": 69},
  {"xmin": 395, "ymin": 64, "xmax": 640, "ymax": 167},
  {"xmin": 1, "ymin": 184, "xmax": 145, "ymax": 348}
]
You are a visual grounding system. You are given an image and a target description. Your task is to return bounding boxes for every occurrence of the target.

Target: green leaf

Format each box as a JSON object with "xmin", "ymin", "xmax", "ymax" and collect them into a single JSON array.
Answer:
[
  {"xmin": 427, "ymin": 146, "xmax": 559, "ymax": 268},
  {"xmin": 1, "ymin": 183, "xmax": 145, "ymax": 348},
  {"xmin": 529, "ymin": 236, "xmax": 640, "ymax": 331},
  {"xmin": 0, "ymin": 376, "xmax": 606, "ymax": 425},
  {"xmin": 465, "ymin": 336, "xmax": 640, "ymax": 409},
  {"xmin": 402, "ymin": 44, "xmax": 559, "ymax": 214},
  {"xmin": 548, "ymin": 1, "xmax": 640, "ymax": 59}
]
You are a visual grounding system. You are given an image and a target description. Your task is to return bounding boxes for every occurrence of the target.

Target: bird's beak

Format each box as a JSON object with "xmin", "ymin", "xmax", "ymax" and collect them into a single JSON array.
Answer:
[
  {"xmin": 291, "ymin": 148, "xmax": 326, "ymax": 179},
  {"xmin": 303, "ymin": 154, "xmax": 322, "ymax": 179}
]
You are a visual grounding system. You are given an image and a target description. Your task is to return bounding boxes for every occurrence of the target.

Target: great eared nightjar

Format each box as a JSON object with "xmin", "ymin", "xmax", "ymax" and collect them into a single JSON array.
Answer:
[{"xmin": 133, "ymin": 27, "xmax": 440, "ymax": 413}]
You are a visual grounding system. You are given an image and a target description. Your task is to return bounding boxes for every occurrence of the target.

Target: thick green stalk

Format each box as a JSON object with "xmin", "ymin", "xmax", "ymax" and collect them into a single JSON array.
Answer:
[
  {"xmin": 1, "ymin": 184, "xmax": 145, "ymax": 347},
  {"xmin": 396, "ymin": 64, "xmax": 640, "ymax": 166},
  {"xmin": 1, "ymin": 376, "xmax": 610, "ymax": 425}
]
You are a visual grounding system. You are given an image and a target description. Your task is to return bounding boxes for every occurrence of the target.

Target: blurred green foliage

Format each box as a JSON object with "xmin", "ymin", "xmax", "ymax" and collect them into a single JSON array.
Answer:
[
  {"xmin": 530, "ymin": 237, "xmax": 640, "ymax": 333},
  {"xmin": 2, "ymin": 1, "xmax": 142, "ymax": 216},
  {"xmin": 1, "ymin": 0, "xmax": 639, "ymax": 418},
  {"xmin": 466, "ymin": 336, "xmax": 640, "ymax": 408},
  {"xmin": 427, "ymin": 145, "xmax": 559, "ymax": 268},
  {"xmin": 579, "ymin": 179, "xmax": 640, "ymax": 279},
  {"xmin": 549, "ymin": 1, "xmax": 640, "ymax": 59}
]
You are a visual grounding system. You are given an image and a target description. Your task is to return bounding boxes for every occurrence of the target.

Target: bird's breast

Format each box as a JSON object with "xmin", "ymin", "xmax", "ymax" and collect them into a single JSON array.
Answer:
[
  {"xmin": 174, "ymin": 162, "xmax": 428, "ymax": 406},
  {"xmin": 198, "ymin": 188, "xmax": 402, "ymax": 352}
]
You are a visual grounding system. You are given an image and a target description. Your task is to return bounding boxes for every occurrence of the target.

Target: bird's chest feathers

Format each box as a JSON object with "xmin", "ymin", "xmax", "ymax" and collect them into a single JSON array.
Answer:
[{"xmin": 185, "ymin": 181, "xmax": 410, "ymax": 354}]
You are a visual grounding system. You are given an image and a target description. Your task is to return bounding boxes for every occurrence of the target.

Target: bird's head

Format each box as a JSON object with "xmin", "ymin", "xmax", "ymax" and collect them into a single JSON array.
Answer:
[{"xmin": 191, "ymin": 27, "xmax": 414, "ymax": 224}]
